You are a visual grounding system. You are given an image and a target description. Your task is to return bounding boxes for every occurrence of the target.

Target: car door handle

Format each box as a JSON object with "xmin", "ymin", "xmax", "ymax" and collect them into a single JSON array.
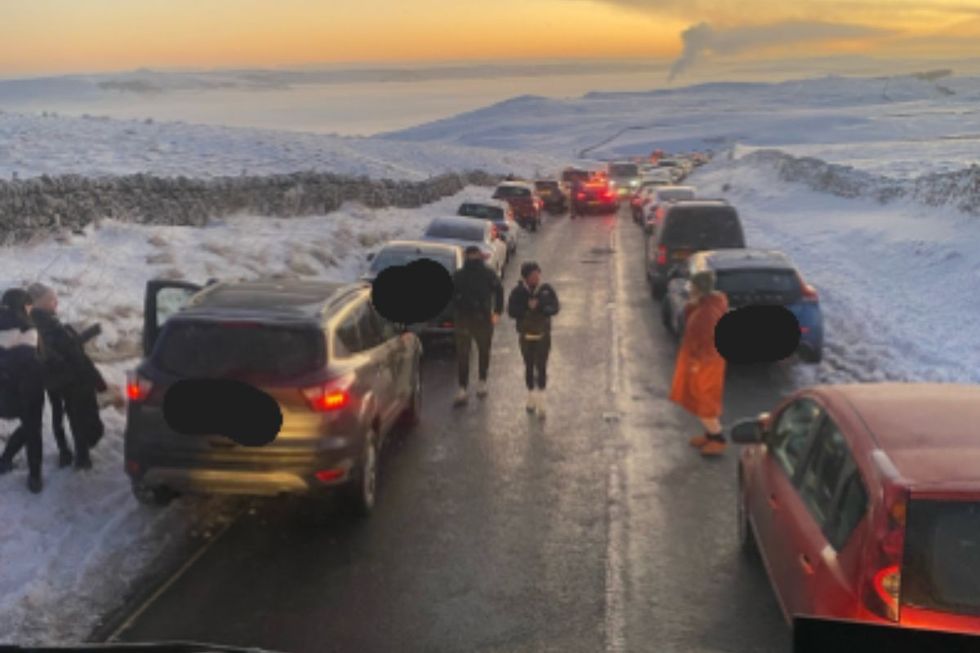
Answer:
[
  {"xmin": 799, "ymin": 554, "xmax": 815, "ymax": 576},
  {"xmin": 767, "ymin": 494, "xmax": 780, "ymax": 510}
]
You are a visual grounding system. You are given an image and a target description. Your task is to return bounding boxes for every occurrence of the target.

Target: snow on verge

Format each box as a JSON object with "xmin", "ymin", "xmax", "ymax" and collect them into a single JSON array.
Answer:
[{"xmin": 691, "ymin": 155, "xmax": 980, "ymax": 387}]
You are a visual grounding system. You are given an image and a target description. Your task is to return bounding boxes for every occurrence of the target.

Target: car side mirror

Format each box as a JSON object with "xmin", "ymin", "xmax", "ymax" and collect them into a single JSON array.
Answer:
[{"xmin": 730, "ymin": 412, "xmax": 771, "ymax": 444}]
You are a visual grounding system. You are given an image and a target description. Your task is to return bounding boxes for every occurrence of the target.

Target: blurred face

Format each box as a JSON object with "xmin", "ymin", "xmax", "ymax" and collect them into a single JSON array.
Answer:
[
  {"xmin": 525, "ymin": 270, "xmax": 541, "ymax": 287},
  {"xmin": 466, "ymin": 251, "xmax": 484, "ymax": 265},
  {"xmin": 35, "ymin": 291, "xmax": 58, "ymax": 313}
]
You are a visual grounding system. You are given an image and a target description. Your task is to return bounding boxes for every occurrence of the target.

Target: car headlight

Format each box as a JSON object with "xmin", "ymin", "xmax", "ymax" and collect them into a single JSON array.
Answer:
[{"xmin": 630, "ymin": 179, "xmax": 639, "ymax": 187}]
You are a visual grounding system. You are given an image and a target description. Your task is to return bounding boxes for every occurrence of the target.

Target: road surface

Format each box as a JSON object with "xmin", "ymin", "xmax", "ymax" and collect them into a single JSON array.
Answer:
[{"xmin": 109, "ymin": 206, "xmax": 796, "ymax": 653}]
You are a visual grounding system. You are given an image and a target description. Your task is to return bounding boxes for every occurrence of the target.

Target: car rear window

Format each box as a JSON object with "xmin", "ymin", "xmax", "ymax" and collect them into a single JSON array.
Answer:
[
  {"xmin": 370, "ymin": 249, "xmax": 456, "ymax": 274},
  {"xmin": 662, "ymin": 208, "xmax": 745, "ymax": 249},
  {"xmin": 657, "ymin": 189, "xmax": 696, "ymax": 202},
  {"xmin": 425, "ymin": 221, "xmax": 485, "ymax": 241},
  {"xmin": 562, "ymin": 169, "xmax": 590, "ymax": 184},
  {"xmin": 535, "ymin": 181, "xmax": 559, "ymax": 190},
  {"xmin": 154, "ymin": 321, "xmax": 325, "ymax": 379},
  {"xmin": 609, "ymin": 163, "xmax": 639, "ymax": 178},
  {"xmin": 715, "ymin": 269, "xmax": 802, "ymax": 302},
  {"xmin": 903, "ymin": 500, "xmax": 980, "ymax": 616},
  {"xmin": 493, "ymin": 186, "xmax": 531, "ymax": 199},
  {"xmin": 458, "ymin": 203, "xmax": 504, "ymax": 221}
]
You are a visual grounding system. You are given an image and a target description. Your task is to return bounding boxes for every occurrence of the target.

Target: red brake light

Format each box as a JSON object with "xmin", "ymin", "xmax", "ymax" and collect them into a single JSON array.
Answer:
[
  {"xmin": 126, "ymin": 371, "xmax": 153, "ymax": 403},
  {"xmin": 315, "ymin": 468, "xmax": 346, "ymax": 483},
  {"xmin": 656, "ymin": 245, "xmax": 668, "ymax": 265},
  {"xmin": 302, "ymin": 374, "xmax": 354, "ymax": 412},
  {"xmin": 863, "ymin": 482, "xmax": 908, "ymax": 622},
  {"xmin": 577, "ymin": 192, "xmax": 586, "ymax": 200}
]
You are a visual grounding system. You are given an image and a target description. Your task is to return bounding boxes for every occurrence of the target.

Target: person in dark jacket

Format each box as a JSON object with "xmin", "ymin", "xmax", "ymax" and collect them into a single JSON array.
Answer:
[
  {"xmin": 451, "ymin": 246, "xmax": 504, "ymax": 406},
  {"xmin": 0, "ymin": 288, "xmax": 46, "ymax": 493},
  {"xmin": 507, "ymin": 261, "xmax": 560, "ymax": 418},
  {"xmin": 28, "ymin": 283, "xmax": 105, "ymax": 470}
]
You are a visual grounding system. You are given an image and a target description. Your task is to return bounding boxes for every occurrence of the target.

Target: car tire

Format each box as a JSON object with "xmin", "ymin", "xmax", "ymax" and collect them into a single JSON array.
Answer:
[
  {"xmin": 344, "ymin": 430, "xmax": 379, "ymax": 518},
  {"xmin": 661, "ymin": 301, "xmax": 674, "ymax": 333},
  {"xmin": 737, "ymin": 473, "xmax": 758, "ymax": 559},
  {"xmin": 131, "ymin": 481, "xmax": 176, "ymax": 507},
  {"xmin": 799, "ymin": 346, "xmax": 823, "ymax": 364}
]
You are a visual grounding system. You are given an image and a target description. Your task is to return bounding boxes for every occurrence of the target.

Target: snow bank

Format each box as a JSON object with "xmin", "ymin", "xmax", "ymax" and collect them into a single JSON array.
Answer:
[
  {"xmin": 724, "ymin": 148, "xmax": 980, "ymax": 215},
  {"xmin": 0, "ymin": 170, "xmax": 502, "ymax": 244},
  {"xmin": 690, "ymin": 156, "xmax": 980, "ymax": 388},
  {"xmin": 0, "ymin": 186, "xmax": 505, "ymax": 645}
]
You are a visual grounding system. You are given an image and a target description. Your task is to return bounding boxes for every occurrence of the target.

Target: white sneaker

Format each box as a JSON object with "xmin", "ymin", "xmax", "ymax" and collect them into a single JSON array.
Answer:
[
  {"xmin": 526, "ymin": 390, "xmax": 536, "ymax": 413},
  {"xmin": 453, "ymin": 388, "xmax": 468, "ymax": 406},
  {"xmin": 476, "ymin": 380, "xmax": 488, "ymax": 399},
  {"xmin": 535, "ymin": 390, "xmax": 546, "ymax": 419}
]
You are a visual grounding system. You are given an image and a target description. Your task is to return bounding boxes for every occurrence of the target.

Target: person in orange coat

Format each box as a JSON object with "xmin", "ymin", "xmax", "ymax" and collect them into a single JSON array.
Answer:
[{"xmin": 669, "ymin": 270, "xmax": 730, "ymax": 456}]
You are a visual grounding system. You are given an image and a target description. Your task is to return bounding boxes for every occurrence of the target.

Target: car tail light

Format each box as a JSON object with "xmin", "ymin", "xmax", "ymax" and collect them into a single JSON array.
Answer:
[
  {"xmin": 603, "ymin": 190, "xmax": 615, "ymax": 201},
  {"xmin": 302, "ymin": 373, "xmax": 354, "ymax": 412},
  {"xmin": 798, "ymin": 273, "xmax": 819, "ymax": 302},
  {"xmin": 577, "ymin": 192, "xmax": 586, "ymax": 200},
  {"xmin": 863, "ymin": 481, "xmax": 908, "ymax": 622},
  {"xmin": 656, "ymin": 245, "xmax": 668, "ymax": 265},
  {"xmin": 314, "ymin": 468, "xmax": 346, "ymax": 483},
  {"xmin": 126, "ymin": 370, "xmax": 153, "ymax": 403},
  {"xmin": 440, "ymin": 321, "xmax": 454, "ymax": 328},
  {"xmin": 125, "ymin": 460, "xmax": 141, "ymax": 476}
]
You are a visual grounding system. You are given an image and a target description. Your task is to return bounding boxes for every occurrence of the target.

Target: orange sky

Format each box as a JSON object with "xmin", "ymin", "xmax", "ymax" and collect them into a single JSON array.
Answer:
[{"xmin": 1, "ymin": 0, "xmax": 978, "ymax": 76}]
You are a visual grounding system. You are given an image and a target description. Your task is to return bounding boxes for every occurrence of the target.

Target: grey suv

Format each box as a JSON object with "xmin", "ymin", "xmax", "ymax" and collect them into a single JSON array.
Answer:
[{"xmin": 124, "ymin": 278, "xmax": 423, "ymax": 516}]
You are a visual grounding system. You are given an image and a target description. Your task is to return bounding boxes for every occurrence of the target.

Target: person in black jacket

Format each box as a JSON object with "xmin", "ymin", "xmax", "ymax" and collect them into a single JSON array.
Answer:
[
  {"xmin": 0, "ymin": 288, "xmax": 46, "ymax": 493},
  {"xmin": 451, "ymin": 246, "xmax": 504, "ymax": 406},
  {"xmin": 507, "ymin": 261, "xmax": 560, "ymax": 418},
  {"xmin": 28, "ymin": 283, "xmax": 105, "ymax": 470}
]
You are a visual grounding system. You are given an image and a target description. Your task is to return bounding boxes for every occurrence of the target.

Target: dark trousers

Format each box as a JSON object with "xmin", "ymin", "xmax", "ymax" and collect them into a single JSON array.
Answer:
[
  {"xmin": 1, "ymin": 369, "xmax": 46, "ymax": 478},
  {"xmin": 62, "ymin": 384, "xmax": 101, "ymax": 464},
  {"xmin": 519, "ymin": 334, "xmax": 551, "ymax": 390},
  {"xmin": 48, "ymin": 389, "xmax": 71, "ymax": 455},
  {"xmin": 455, "ymin": 315, "xmax": 494, "ymax": 389}
]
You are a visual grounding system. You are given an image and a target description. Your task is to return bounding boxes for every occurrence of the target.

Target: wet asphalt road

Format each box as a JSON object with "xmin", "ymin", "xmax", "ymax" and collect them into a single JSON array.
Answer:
[{"xmin": 114, "ymin": 206, "xmax": 795, "ymax": 653}]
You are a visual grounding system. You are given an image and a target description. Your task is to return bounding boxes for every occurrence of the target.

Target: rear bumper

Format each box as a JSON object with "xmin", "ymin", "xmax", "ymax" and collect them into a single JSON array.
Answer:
[{"xmin": 126, "ymin": 437, "xmax": 362, "ymax": 498}]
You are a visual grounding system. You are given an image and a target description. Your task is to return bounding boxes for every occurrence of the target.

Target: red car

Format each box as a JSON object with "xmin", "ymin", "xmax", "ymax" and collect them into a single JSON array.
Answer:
[
  {"xmin": 732, "ymin": 383, "xmax": 980, "ymax": 636},
  {"xmin": 492, "ymin": 181, "xmax": 543, "ymax": 231}
]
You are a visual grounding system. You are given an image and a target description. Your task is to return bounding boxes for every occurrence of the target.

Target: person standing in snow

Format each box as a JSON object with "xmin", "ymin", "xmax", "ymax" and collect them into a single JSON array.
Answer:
[
  {"xmin": 451, "ymin": 246, "xmax": 504, "ymax": 406},
  {"xmin": 0, "ymin": 288, "xmax": 46, "ymax": 493},
  {"xmin": 669, "ymin": 270, "xmax": 730, "ymax": 456},
  {"xmin": 507, "ymin": 262, "xmax": 560, "ymax": 418},
  {"xmin": 27, "ymin": 283, "xmax": 105, "ymax": 470}
]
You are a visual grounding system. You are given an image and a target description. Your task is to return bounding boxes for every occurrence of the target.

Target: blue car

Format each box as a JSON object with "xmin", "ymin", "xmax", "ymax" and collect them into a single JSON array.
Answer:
[{"xmin": 661, "ymin": 248, "xmax": 824, "ymax": 363}]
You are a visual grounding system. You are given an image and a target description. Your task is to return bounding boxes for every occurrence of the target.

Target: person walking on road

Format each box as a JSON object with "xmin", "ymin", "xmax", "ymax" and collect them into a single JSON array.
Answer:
[
  {"xmin": 27, "ymin": 283, "xmax": 106, "ymax": 470},
  {"xmin": 0, "ymin": 288, "xmax": 47, "ymax": 493},
  {"xmin": 452, "ymin": 246, "xmax": 504, "ymax": 406},
  {"xmin": 669, "ymin": 270, "xmax": 730, "ymax": 456},
  {"xmin": 507, "ymin": 262, "xmax": 560, "ymax": 419}
]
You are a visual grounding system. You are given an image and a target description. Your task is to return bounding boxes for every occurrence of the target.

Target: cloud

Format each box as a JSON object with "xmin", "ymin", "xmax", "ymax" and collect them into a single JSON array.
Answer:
[{"xmin": 668, "ymin": 20, "xmax": 894, "ymax": 80}]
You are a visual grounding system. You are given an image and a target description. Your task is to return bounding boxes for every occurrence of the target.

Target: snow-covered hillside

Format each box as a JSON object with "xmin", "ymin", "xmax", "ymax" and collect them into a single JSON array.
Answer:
[
  {"xmin": 0, "ymin": 111, "xmax": 566, "ymax": 181},
  {"xmin": 384, "ymin": 73, "xmax": 980, "ymax": 177}
]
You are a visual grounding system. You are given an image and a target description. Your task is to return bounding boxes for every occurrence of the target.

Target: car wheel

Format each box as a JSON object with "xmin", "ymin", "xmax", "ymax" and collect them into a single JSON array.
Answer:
[
  {"xmin": 131, "ymin": 481, "xmax": 176, "ymax": 507},
  {"xmin": 661, "ymin": 300, "xmax": 673, "ymax": 333},
  {"xmin": 344, "ymin": 431, "xmax": 378, "ymax": 518},
  {"xmin": 737, "ymin": 473, "xmax": 758, "ymax": 558}
]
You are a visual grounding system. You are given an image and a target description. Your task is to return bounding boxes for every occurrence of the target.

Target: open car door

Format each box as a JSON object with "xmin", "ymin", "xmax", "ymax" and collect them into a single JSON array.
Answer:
[{"xmin": 143, "ymin": 280, "xmax": 203, "ymax": 356}]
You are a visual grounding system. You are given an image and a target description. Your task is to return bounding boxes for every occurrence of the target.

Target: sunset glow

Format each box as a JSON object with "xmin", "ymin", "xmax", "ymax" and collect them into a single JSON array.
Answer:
[{"xmin": 2, "ymin": 0, "xmax": 979, "ymax": 76}]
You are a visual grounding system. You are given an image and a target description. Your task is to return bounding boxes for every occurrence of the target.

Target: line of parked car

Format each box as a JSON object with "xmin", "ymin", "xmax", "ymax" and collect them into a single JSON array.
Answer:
[
  {"xmin": 122, "ymin": 175, "xmax": 569, "ymax": 517},
  {"xmin": 637, "ymin": 154, "xmax": 980, "ymax": 639}
]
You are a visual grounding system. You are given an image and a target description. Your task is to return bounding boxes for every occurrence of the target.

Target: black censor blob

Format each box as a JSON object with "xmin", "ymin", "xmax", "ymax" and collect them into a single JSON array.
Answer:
[
  {"xmin": 163, "ymin": 378, "xmax": 283, "ymax": 447},
  {"xmin": 371, "ymin": 258, "xmax": 453, "ymax": 324},
  {"xmin": 715, "ymin": 305, "xmax": 801, "ymax": 364}
]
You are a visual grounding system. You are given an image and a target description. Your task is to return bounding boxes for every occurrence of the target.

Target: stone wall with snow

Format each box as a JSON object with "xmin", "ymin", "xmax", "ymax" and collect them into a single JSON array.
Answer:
[{"xmin": 0, "ymin": 170, "xmax": 501, "ymax": 243}]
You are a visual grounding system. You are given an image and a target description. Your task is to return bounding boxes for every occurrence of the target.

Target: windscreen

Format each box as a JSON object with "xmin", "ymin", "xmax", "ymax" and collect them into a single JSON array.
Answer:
[
  {"xmin": 715, "ymin": 269, "xmax": 802, "ymax": 304},
  {"xmin": 903, "ymin": 500, "xmax": 980, "ymax": 616},
  {"xmin": 662, "ymin": 209, "xmax": 745, "ymax": 249},
  {"xmin": 425, "ymin": 221, "xmax": 485, "ymax": 241},
  {"xmin": 609, "ymin": 163, "xmax": 639, "ymax": 178},
  {"xmin": 535, "ymin": 181, "xmax": 559, "ymax": 191},
  {"xmin": 154, "ymin": 321, "xmax": 325, "ymax": 379},
  {"xmin": 458, "ymin": 203, "xmax": 504, "ymax": 221},
  {"xmin": 494, "ymin": 186, "xmax": 531, "ymax": 199},
  {"xmin": 370, "ymin": 249, "xmax": 456, "ymax": 274}
]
